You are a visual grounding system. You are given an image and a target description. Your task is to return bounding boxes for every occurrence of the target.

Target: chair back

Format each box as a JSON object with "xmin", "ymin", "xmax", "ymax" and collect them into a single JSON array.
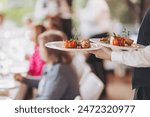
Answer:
[{"xmin": 80, "ymin": 72, "xmax": 104, "ymax": 100}]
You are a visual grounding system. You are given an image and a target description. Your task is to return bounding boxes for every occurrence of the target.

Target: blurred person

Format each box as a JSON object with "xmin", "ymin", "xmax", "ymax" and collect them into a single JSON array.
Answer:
[
  {"xmin": 34, "ymin": 0, "xmax": 72, "ymax": 38},
  {"xmin": 43, "ymin": 15, "xmax": 61, "ymax": 30},
  {"xmin": 0, "ymin": 13, "xmax": 16, "ymax": 59},
  {"xmin": 0, "ymin": 13, "xmax": 4, "ymax": 27},
  {"xmin": 0, "ymin": 13, "xmax": 4, "ymax": 40},
  {"xmin": 23, "ymin": 15, "xmax": 34, "ymax": 30},
  {"xmin": 77, "ymin": 0, "xmax": 111, "ymax": 96},
  {"xmin": 34, "ymin": 0, "xmax": 60, "ymax": 20},
  {"xmin": 77, "ymin": 0, "xmax": 111, "ymax": 38},
  {"xmin": 14, "ymin": 25, "xmax": 46, "ymax": 99},
  {"xmin": 27, "ymin": 25, "xmax": 46, "ymax": 76},
  {"xmin": 22, "ymin": 15, "xmax": 34, "ymax": 59},
  {"xmin": 15, "ymin": 30, "xmax": 79, "ymax": 100},
  {"xmin": 90, "ymin": 8, "xmax": 150, "ymax": 100},
  {"xmin": 0, "ymin": 13, "xmax": 16, "ymax": 30},
  {"xmin": 59, "ymin": 0, "xmax": 73, "ymax": 39}
]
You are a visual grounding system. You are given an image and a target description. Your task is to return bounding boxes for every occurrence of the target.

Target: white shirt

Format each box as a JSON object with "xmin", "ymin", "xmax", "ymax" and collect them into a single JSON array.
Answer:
[
  {"xmin": 34, "ymin": 0, "xmax": 59, "ymax": 20},
  {"xmin": 78, "ymin": 0, "xmax": 111, "ymax": 38},
  {"xmin": 111, "ymin": 46, "xmax": 150, "ymax": 67}
]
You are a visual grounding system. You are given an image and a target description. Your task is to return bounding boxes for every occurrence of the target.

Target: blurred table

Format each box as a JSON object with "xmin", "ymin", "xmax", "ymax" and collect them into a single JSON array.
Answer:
[
  {"xmin": 0, "ymin": 60, "xmax": 29, "ymax": 100},
  {"xmin": 0, "ymin": 27, "xmax": 32, "ymax": 99},
  {"xmin": 0, "ymin": 75, "xmax": 20, "ymax": 100}
]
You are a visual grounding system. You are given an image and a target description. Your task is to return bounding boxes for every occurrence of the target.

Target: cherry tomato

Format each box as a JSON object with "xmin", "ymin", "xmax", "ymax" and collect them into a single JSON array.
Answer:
[
  {"xmin": 113, "ymin": 39, "xmax": 119, "ymax": 46},
  {"xmin": 64, "ymin": 41, "xmax": 70, "ymax": 48},
  {"xmin": 70, "ymin": 41, "xmax": 77, "ymax": 48},
  {"xmin": 64, "ymin": 40, "xmax": 77, "ymax": 48}
]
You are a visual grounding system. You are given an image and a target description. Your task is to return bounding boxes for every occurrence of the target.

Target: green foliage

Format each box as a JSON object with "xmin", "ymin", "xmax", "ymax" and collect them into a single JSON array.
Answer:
[
  {"xmin": 4, "ymin": 7, "xmax": 33, "ymax": 26},
  {"xmin": 106, "ymin": 0, "xmax": 137, "ymax": 24},
  {"xmin": 73, "ymin": 0, "xmax": 138, "ymax": 24},
  {"xmin": 0, "ymin": 0, "xmax": 140, "ymax": 25},
  {"xmin": 72, "ymin": 0, "xmax": 87, "ymax": 34},
  {"xmin": 0, "ymin": 0, "xmax": 36, "ymax": 26},
  {"xmin": 73, "ymin": 0, "xmax": 87, "ymax": 10},
  {"xmin": 0, "ymin": 0, "xmax": 7, "ymax": 2}
]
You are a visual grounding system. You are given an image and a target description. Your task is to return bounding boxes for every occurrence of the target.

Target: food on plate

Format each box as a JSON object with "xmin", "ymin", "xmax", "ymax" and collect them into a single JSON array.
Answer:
[
  {"xmin": 64, "ymin": 40, "xmax": 77, "ymax": 48},
  {"xmin": 64, "ymin": 39, "xmax": 91, "ymax": 49},
  {"xmin": 80, "ymin": 40, "xmax": 91, "ymax": 48},
  {"xmin": 100, "ymin": 34, "xmax": 134, "ymax": 47},
  {"xmin": 99, "ymin": 37, "xmax": 110, "ymax": 44}
]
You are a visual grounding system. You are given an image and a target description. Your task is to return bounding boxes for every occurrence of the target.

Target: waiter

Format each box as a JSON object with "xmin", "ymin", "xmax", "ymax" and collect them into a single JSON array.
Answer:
[
  {"xmin": 90, "ymin": 8, "xmax": 150, "ymax": 100},
  {"xmin": 133, "ymin": 8, "xmax": 150, "ymax": 100}
]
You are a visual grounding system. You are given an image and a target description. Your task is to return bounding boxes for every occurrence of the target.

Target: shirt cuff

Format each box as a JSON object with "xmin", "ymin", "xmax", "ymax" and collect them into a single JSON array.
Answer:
[{"xmin": 111, "ymin": 51, "xmax": 123, "ymax": 63}]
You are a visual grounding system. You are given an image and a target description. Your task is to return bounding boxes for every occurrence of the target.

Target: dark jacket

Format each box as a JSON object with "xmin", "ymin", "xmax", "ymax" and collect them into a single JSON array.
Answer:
[{"xmin": 133, "ymin": 8, "xmax": 150, "ymax": 88}]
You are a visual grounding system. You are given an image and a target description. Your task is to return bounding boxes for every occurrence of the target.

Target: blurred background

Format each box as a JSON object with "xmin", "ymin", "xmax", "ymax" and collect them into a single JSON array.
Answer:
[
  {"xmin": 1, "ymin": 0, "xmax": 149, "ymax": 25},
  {"xmin": 0, "ymin": 0, "xmax": 150, "ymax": 100}
]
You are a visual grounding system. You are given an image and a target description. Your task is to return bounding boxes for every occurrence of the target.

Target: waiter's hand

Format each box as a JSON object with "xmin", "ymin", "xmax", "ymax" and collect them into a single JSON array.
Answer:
[{"xmin": 89, "ymin": 47, "xmax": 112, "ymax": 60}]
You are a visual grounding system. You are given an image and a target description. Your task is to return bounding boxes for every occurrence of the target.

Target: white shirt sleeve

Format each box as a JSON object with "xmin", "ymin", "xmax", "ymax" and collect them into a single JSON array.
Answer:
[{"xmin": 111, "ymin": 46, "xmax": 150, "ymax": 67}]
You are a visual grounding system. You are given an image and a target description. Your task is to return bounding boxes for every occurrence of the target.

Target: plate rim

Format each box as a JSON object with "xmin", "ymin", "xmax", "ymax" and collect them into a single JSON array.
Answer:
[
  {"xmin": 90, "ymin": 38, "xmax": 145, "ymax": 50},
  {"xmin": 45, "ymin": 41, "xmax": 102, "ymax": 52}
]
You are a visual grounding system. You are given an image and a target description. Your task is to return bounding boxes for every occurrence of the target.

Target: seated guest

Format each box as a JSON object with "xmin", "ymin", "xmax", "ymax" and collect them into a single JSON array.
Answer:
[
  {"xmin": 15, "ymin": 24, "xmax": 46, "ymax": 77},
  {"xmin": 28, "ymin": 24, "xmax": 46, "ymax": 76},
  {"xmin": 43, "ymin": 15, "xmax": 61, "ymax": 31},
  {"xmin": 15, "ymin": 30, "xmax": 79, "ymax": 100},
  {"xmin": 14, "ymin": 25, "xmax": 46, "ymax": 99}
]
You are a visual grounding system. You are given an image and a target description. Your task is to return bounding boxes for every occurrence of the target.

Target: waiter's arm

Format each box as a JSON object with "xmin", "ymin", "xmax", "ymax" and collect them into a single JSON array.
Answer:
[{"xmin": 111, "ymin": 46, "xmax": 150, "ymax": 67}]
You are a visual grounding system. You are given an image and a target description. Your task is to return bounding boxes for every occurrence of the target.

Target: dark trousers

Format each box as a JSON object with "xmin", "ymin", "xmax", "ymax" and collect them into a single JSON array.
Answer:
[
  {"xmin": 61, "ymin": 19, "xmax": 72, "ymax": 39},
  {"xmin": 134, "ymin": 87, "xmax": 150, "ymax": 100},
  {"xmin": 86, "ymin": 33, "xmax": 109, "ymax": 97},
  {"xmin": 88, "ymin": 32, "xmax": 109, "ymax": 84}
]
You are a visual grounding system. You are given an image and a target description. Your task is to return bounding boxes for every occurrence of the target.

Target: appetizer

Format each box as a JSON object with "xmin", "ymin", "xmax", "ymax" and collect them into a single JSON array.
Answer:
[
  {"xmin": 100, "ymin": 34, "xmax": 134, "ymax": 47},
  {"xmin": 64, "ymin": 39, "xmax": 91, "ymax": 49},
  {"xmin": 64, "ymin": 40, "xmax": 77, "ymax": 48}
]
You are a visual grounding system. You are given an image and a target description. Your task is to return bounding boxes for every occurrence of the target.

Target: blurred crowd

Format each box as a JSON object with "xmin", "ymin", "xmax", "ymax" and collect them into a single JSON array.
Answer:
[{"xmin": 0, "ymin": 0, "xmax": 129, "ymax": 100}]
